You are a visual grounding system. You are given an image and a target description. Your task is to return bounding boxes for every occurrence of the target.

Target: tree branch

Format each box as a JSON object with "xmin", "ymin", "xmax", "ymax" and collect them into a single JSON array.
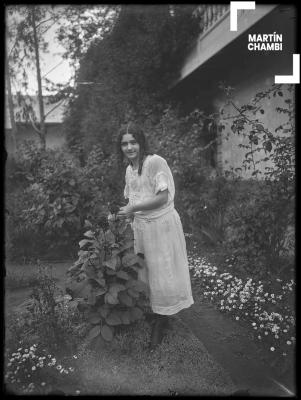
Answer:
[
  {"xmin": 28, "ymin": 112, "xmax": 42, "ymax": 135},
  {"xmin": 198, "ymin": 137, "xmax": 218, "ymax": 152},
  {"xmin": 35, "ymin": 17, "xmax": 56, "ymax": 29},
  {"xmin": 43, "ymin": 98, "xmax": 65, "ymax": 120}
]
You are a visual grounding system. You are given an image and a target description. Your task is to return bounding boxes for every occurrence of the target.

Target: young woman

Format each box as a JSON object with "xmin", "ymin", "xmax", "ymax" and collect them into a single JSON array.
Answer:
[{"xmin": 117, "ymin": 122, "xmax": 194, "ymax": 349}]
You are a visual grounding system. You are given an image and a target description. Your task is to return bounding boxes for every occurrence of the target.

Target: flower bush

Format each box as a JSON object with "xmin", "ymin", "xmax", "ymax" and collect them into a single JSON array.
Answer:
[
  {"xmin": 188, "ymin": 246, "xmax": 295, "ymax": 374},
  {"xmin": 65, "ymin": 210, "xmax": 150, "ymax": 344},
  {"xmin": 4, "ymin": 343, "xmax": 80, "ymax": 395}
]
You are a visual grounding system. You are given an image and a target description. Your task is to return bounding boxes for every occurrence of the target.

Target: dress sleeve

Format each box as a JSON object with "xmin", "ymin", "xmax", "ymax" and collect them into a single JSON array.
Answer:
[
  {"xmin": 149, "ymin": 155, "xmax": 175, "ymax": 201},
  {"xmin": 124, "ymin": 167, "xmax": 129, "ymax": 199}
]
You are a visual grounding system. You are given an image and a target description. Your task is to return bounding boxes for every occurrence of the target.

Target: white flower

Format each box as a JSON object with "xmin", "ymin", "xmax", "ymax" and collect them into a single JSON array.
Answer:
[
  {"xmin": 32, "ymin": 366, "xmax": 36, "ymax": 371},
  {"xmin": 270, "ymin": 347, "xmax": 275, "ymax": 351},
  {"xmin": 41, "ymin": 382, "xmax": 46, "ymax": 386},
  {"xmin": 286, "ymin": 341, "xmax": 292, "ymax": 345},
  {"xmin": 235, "ymin": 316, "xmax": 239, "ymax": 320}
]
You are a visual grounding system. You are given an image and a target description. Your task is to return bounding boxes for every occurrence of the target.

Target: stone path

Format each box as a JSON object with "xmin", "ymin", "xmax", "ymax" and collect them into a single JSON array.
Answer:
[{"xmin": 177, "ymin": 301, "xmax": 295, "ymax": 396}]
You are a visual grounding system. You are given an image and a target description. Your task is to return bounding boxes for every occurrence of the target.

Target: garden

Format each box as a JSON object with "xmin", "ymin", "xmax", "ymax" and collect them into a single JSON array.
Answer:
[{"xmin": 5, "ymin": 5, "xmax": 295, "ymax": 396}]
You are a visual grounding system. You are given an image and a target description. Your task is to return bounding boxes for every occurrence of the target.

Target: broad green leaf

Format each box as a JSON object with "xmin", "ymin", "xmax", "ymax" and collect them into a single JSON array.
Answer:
[
  {"xmin": 84, "ymin": 264, "xmax": 96, "ymax": 278},
  {"xmin": 105, "ymin": 268, "xmax": 116, "ymax": 275},
  {"xmin": 105, "ymin": 230, "xmax": 115, "ymax": 245},
  {"xmin": 127, "ymin": 288, "xmax": 139, "ymax": 298},
  {"xmin": 79, "ymin": 239, "xmax": 93, "ymax": 248},
  {"xmin": 86, "ymin": 325, "xmax": 101, "ymax": 341},
  {"xmin": 95, "ymin": 277, "xmax": 106, "ymax": 286},
  {"xmin": 100, "ymin": 324, "xmax": 113, "ymax": 341},
  {"xmin": 98, "ymin": 305, "xmax": 109, "ymax": 318},
  {"xmin": 69, "ymin": 278, "xmax": 91, "ymax": 298},
  {"xmin": 130, "ymin": 307, "xmax": 144, "ymax": 321},
  {"xmin": 104, "ymin": 256, "xmax": 117, "ymax": 270},
  {"xmin": 118, "ymin": 291, "xmax": 133, "ymax": 307},
  {"xmin": 105, "ymin": 292, "xmax": 119, "ymax": 305},
  {"xmin": 105, "ymin": 312, "xmax": 122, "ymax": 326},
  {"xmin": 111, "ymin": 249, "xmax": 120, "ymax": 258},
  {"xmin": 122, "ymin": 253, "xmax": 139, "ymax": 267},
  {"xmin": 120, "ymin": 311, "xmax": 131, "ymax": 325},
  {"xmin": 116, "ymin": 270, "xmax": 130, "ymax": 280},
  {"xmin": 109, "ymin": 283, "xmax": 126, "ymax": 296},
  {"xmin": 97, "ymin": 270, "xmax": 104, "ymax": 278},
  {"xmin": 87, "ymin": 291, "xmax": 96, "ymax": 305},
  {"xmin": 84, "ymin": 230, "xmax": 95, "ymax": 238},
  {"xmin": 88, "ymin": 314, "xmax": 102, "ymax": 324},
  {"xmin": 94, "ymin": 287, "xmax": 107, "ymax": 296},
  {"xmin": 119, "ymin": 239, "xmax": 134, "ymax": 252},
  {"xmin": 132, "ymin": 280, "xmax": 149, "ymax": 293},
  {"xmin": 67, "ymin": 263, "xmax": 81, "ymax": 273},
  {"xmin": 85, "ymin": 219, "xmax": 93, "ymax": 228}
]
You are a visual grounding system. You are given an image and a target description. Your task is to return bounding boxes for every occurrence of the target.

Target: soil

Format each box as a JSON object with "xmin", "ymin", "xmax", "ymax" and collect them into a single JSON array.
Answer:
[{"xmin": 5, "ymin": 260, "xmax": 295, "ymax": 396}]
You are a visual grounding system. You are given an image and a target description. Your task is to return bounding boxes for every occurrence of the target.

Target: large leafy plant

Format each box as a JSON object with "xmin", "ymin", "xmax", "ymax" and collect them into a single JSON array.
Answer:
[{"xmin": 65, "ymin": 210, "xmax": 150, "ymax": 343}]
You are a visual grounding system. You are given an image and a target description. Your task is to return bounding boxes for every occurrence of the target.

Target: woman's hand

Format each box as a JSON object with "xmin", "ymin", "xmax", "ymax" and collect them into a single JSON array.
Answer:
[{"xmin": 117, "ymin": 204, "xmax": 135, "ymax": 219}]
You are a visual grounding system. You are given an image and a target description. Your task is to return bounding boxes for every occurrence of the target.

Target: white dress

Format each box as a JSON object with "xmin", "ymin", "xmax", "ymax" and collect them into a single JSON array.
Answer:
[{"xmin": 124, "ymin": 154, "xmax": 194, "ymax": 315}]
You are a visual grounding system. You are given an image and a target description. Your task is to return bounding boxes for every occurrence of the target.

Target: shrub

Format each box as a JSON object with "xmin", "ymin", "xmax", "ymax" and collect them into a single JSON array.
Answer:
[
  {"xmin": 5, "ymin": 142, "xmax": 124, "ymax": 261},
  {"xmin": 65, "ymin": 211, "xmax": 150, "ymax": 344},
  {"xmin": 218, "ymin": 84, "xmax": 295, "ymax": 278},
  {"xmin": 4, "ymin": 344, "xmax": 78, "ymax": 395},
  {"xmin": 6, "ymin": 265, "xmax": 87, "ymax": 356}
]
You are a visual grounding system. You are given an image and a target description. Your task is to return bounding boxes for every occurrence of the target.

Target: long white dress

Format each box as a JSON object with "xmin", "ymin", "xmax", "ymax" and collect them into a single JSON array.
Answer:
[{"xmin": 124, "ymin": 154, "xmax": 194, "ymax": 315}]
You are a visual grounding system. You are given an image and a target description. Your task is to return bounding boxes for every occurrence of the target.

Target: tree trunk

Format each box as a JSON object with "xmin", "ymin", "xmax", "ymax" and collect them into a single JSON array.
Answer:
[
  {"xmin": 5, "ymin": 50, "xmax": 18, "ymax": 158},
  {"xmin": 31, "ymin": 6, "xmax": 46, "ymax": 150}
]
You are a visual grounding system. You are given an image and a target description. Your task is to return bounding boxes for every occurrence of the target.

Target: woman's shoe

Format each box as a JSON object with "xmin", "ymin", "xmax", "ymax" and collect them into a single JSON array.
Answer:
[{"xmin": 149, "ymin": 315, "xmax": 168, "ymax": 351}]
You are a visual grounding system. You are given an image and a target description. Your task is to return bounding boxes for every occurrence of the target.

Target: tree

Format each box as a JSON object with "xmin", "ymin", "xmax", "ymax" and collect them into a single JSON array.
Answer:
[
  {"xmin": 5, "ymin": 5, "xmax": 64, "ymax": 150},
  {"xmin": 61, "ymin": 5, "xmax": 200, "ymax": 157}
]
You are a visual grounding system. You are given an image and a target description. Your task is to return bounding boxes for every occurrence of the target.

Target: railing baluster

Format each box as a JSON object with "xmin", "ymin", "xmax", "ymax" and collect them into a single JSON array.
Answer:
[{"xmin": 197, "ymin": 5, "xmax": 230, "ymax": 36}]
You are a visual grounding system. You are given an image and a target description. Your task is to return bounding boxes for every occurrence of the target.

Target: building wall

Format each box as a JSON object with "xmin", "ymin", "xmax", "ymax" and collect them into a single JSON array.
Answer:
[
  {"xmin": 213, "ymin": 78, "xmax": 294, "ymax": 179},
  {"xmin": 170, "ymin": 5, "xmax": 296, "ymax": 179}
]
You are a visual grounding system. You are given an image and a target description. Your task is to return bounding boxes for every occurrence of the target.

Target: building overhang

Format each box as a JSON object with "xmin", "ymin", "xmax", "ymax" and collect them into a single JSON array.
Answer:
[{"xmin": 170, "ymin": 4, "xmax": 278, "ymax": 89}]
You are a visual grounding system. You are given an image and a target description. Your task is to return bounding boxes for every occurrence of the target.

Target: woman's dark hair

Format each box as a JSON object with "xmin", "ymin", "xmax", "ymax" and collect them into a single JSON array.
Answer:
[{"xmin": 116, "ymin": 122, "xmax": 153, "ymax": 175}]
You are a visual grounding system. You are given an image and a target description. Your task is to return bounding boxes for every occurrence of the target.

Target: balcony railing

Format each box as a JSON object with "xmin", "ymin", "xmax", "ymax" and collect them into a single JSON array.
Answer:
[{"xmin": 193, "ymin": 5, "xmax": 230, "ymax": 37}]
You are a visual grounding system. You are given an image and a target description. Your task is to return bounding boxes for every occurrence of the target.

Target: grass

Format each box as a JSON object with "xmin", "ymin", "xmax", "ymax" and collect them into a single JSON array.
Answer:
[
  {"xmin": 66, "ymin": 318, "xmax": 236, "ymax": 396},
  {"xmin": 4, "ymin": 259, "xmax": 237, "ymax": 395}
]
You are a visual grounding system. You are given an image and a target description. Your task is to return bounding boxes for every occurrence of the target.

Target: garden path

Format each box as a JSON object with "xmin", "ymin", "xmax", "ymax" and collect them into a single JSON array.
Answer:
[{"xmin": 177, "ymin": 301, "xmax": 295, "ymax": 396}]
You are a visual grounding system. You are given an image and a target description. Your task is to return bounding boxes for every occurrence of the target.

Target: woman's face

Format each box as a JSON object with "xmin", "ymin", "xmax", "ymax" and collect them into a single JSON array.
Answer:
[{"xmin": 121, "ymin": 133, "xmax": 140, "ymax": 163}]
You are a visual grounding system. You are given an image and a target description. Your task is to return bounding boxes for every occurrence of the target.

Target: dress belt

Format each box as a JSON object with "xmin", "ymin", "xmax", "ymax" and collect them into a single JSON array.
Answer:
[{"xmin": 133, "ymin": 203, "xmax": 175, "ymax": 222}]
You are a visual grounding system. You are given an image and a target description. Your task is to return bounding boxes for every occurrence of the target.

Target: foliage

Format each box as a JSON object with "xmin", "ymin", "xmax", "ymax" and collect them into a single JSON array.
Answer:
[
  {"xmin": 189, "ymin": 250, "xmax": 295, "ymax": 375},
  {"xmin": 5, "ymin": 265, "xmax": 86, "ymax": 356},
  {"xmin": 5, "ymin": 141, "xmax": 124, "ymax": 261},
  {"xmin": 62, "ymin": 5, "xmax": 200, "ymax": 157},
  {"xmin": 4, "ymin": 344, "xmax": 78, "ymax": 395},
  {"xmin": 145, "ymin": 105, "xmax": 233, "ymax": 244},
  {"xmin": 65, "ymin": 213, "xmax": 150, "ymax": 344},
  {"xmin": 217, "ymin": 84, "xmax": 295, "ymax": 276}
]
